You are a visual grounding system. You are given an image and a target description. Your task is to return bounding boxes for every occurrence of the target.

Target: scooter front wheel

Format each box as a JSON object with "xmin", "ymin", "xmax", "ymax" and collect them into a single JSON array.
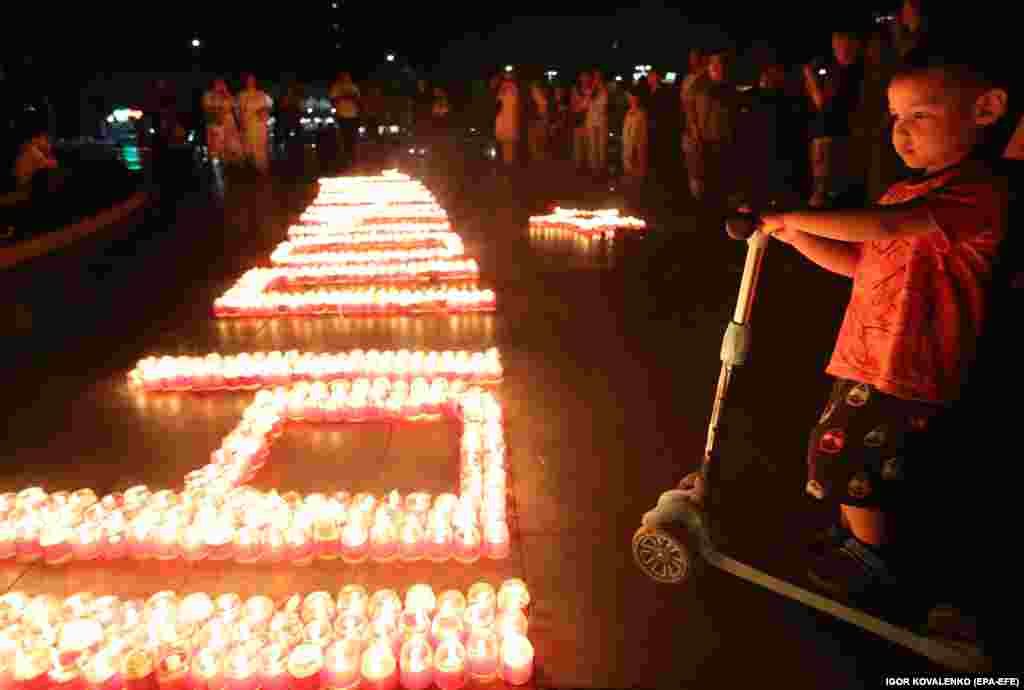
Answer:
[{"xmin": 632, "ymin": 525, "xmax": 699, "ymax": 585}]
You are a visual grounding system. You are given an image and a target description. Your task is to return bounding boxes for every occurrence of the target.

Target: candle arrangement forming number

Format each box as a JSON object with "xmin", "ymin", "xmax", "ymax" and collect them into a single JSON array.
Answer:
[
  {"xmin": 0, "ymin": 174, "xmax": 535, "ymax": 686},
  {"xmin": 1, "ymin": 381, "xmax": 509, "ymax": 565},
  {"xmin": 214, "ymin": 178, "xmax": 493, "ymax": 319},
  {"xmin": 0, "ymin": 580, "xmax": 534, "ymax": 688}
]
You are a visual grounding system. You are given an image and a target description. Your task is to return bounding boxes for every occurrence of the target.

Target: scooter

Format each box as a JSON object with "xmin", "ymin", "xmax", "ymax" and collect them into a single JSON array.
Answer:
[{"xmin": 631, "ymin": 210, "xmax": 992, "ymax": 673}]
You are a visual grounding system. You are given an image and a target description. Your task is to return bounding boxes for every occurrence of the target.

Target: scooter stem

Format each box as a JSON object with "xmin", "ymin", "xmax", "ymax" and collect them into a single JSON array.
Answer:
[{"xmin": 703, "ymin": 229, "xmax": 770, "ymax": 466}]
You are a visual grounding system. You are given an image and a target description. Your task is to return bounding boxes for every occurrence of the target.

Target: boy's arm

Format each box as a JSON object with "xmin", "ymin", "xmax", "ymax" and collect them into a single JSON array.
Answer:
[
  {"xmin": 766, "ymin": 202, "xmax": 936, "ymax": 243},
  {"xmin": 781, "ymin": 231, "xmax": 860, "ymax": 278}
]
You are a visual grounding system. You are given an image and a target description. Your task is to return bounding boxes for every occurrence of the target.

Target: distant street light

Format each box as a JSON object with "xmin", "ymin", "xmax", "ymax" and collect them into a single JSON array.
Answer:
[
  {"xmin": 191, "ymin": 38, "xmax": 201, "ymax": 48},
  {"xmin": 386, "ymin": 54, "xmax": 395, "ymax": 62},
  {"xmin": 504, "ymin": 65, "xmax": 514, "ymax": 73}
]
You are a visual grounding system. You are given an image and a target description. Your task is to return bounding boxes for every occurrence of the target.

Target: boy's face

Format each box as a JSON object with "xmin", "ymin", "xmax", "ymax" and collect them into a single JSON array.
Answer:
[{"xmin": 888, "ymin": 71, "xmax": 980, "ymax": 173}]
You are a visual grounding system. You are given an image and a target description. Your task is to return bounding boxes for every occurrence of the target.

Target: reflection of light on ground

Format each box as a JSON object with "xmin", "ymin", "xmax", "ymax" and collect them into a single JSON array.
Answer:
[{"xmin": 528, "ymin": 226, "xmax": 617, "ymax": 270}]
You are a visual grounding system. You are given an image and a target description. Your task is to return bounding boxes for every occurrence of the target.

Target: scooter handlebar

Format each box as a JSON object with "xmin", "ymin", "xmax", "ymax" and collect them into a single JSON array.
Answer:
[{"xmin": 725, "ymin": 212, "xmax": 761, "ymax": 241}]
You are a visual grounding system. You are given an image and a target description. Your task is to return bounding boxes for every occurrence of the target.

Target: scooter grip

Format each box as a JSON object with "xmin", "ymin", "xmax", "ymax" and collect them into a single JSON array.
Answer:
[{"xmin": 725, "ymin": 212, "xmax": 761, "ymax": 241}]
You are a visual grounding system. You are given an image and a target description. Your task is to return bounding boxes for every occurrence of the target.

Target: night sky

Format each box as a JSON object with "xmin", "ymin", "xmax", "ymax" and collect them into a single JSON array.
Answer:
[{"xmin": 7, "ymin": 1, "xmax": 900, "ymax": 81}]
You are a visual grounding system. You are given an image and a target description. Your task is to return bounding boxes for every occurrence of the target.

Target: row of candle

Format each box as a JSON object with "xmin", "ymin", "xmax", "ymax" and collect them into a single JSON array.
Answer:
[
  {"xmin": 213, "ymin": 286, "xmax": 496, "ymax": 318},
  {"xmin": 286, "ymin": 231, "xmax": 459, "ymax": 251},
  {"xmin": 128, "ymin": 349, "xmax": 503, "ymax": 391},
  {"xmin": 0, "ymin": 581, "xmax": 533, "ymax": 688},
  {"xmin": 264, "ymin": 261, "xmax": 478, "ymax": 286},
  {"xmin": 288, "ymin": 223, "xmax": 452, "ymax": 239},
  {"xmin": 270, "ymin": 241, "xmax": 464, "ymax": 267}
]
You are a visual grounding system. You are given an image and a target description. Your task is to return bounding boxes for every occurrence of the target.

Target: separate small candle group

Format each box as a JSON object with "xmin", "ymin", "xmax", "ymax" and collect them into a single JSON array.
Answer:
[
  {"xmin": 528, "ymin": 206, "xmax": 647, "ymax": 238},
  {"xmin": 0, "ymin": 580, "xmax": 533, "ymax": 688}
]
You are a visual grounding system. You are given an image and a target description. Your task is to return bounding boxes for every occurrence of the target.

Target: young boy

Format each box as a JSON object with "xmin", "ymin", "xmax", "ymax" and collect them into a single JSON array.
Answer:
[
  {"xmin": 760, "ymin": 55, "xmax": 1009, "ymax": 602},
  {"xmin": 621, "ymin": 88, "xmax": 648, "ymax": 183}
]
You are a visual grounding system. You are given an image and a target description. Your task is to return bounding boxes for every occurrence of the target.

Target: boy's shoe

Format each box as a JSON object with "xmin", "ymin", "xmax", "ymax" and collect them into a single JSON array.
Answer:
[
  {"xmin": 807, "ymin": 536, "xmax": 901, "ymax": 609},
  {"xmin": 807, "ymin": 524, "xmax": 852, "ymax": 558}
]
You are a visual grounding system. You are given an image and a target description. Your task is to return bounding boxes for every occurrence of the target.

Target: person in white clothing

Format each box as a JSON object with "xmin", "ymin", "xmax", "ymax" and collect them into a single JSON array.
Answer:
[
  {"xmin": 570, "ymin": 72, "xmax": 593, "ymax": 172},
  {"xmin": 238, "ymin": 74, "xmax": 273, "ymax": 174},
  {"xmin": 202, "ymin": 79, "xmax": 243, "ymax": 165},
  {"xmin": 621, "ymin": 88, "xmax": 648, "ymax": 182},
  {"xmin": 494, "ymin": 72, "xmax": 520, "ymax": 167},
  {"xmin": 587, "ymin": 70, "xmax": 609, "ymax": 177}
]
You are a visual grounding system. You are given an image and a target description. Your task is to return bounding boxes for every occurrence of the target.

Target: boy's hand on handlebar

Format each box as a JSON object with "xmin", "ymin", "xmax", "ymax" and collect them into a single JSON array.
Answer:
[{"xmin": 761, "ymin": 212, "xmax": 796, "ymax": 244}]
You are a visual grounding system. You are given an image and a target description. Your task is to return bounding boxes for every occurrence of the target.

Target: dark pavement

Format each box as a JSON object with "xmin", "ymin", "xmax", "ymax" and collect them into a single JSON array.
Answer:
[{"xmin": 1, "ymin": 149, "xmax": 989, "ymax": 688}]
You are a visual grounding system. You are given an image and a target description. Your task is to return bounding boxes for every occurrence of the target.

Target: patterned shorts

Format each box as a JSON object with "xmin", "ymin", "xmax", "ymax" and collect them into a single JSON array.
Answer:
[{"xmin": 806, "ymin": 379, "xmax": 943, "ymax": 510}]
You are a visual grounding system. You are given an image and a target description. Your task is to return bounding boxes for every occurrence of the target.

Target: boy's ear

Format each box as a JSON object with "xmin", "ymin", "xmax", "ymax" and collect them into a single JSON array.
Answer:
[{"xmin": 974, "ymin": 88, "xmax": 1009, "ymax": 126}]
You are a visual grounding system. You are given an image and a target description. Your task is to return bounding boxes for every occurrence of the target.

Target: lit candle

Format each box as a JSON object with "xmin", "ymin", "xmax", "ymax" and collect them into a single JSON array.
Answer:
[
  {"xmin": 368, "ymin": 521, "xmax": 398, "ymax": 562},
  {"xmin": 339, "ymin": 522, "xmax": 368, "ymax": 564},
  {"xmin": 204, "ymin": 521, "xmax": 235, "ymax": 561},
  {"xmin": 104, "ymin": 527, "xmax": 128, "ymax": 560},
  {"xmin": 223, "ymin": 648, "xmax": 258, "ymax": 690},
  {"xmin": 154, "ymin": 522, "xmax": 181, "ymax": 561},
  {"xmin": 465, "ymin": 629, "xmax": 499, "ymax": 683},
  {"xmin": 233, "ymin": 527, "xmax": 263, "ymax": 564},
  {"xmin": 432, "ymin": 639, "xmax": 467, "ymax": 690},
  {"xmin": 121, "ymin": 649, "xmax": 158, "ymax": 690},
  {"xmin": 313, "ymin": 519, "xmax": 341, "ymax": 561},
  {"xmin": 12, "ymin": 646, "xmax": 50, "ymax": 690},
  {"xmin": 335, "ymin": 586, "xmax": 369, "ymax": 619},
  {"xmin": 178, "ymin": 594, "xmax": 214, "ymax": 628},
  {"xmin": 256, "ymin": 644, "xmax": 289, "ymax": 690},
  {"xmin": 286, "ymin": 644, "xmax": 323, "ymax": 690},
  {"xmin": 367, "ymin": 591, "xmax": 401, "ymax": 624},
  {"xmin": 40, "ymin": 524, "xmax": 74, "ymax": 565},
  {"xmin": 73, "ymin": 522, "xmax": 103, "ymax": 561},
  {"xmin": 359, "ymin": 642, "xmax": 397, "ymax": 690},
  {"xmin": 497, "ymin": 579, "xmax": 530, "ymax": 613},
  {"xmin": 451, "ymin": 525, "xmax": 481, "ymax": 564},
  {"xmin": 462, "ymin": 602, "xmax": 495, "ymax": 636},
  {"xmin": 499, "ymin": 633, "xmax": 534, "ymax": 685},
  {"xmin": 397, "ymin": 518, "xmax": 424, "ymax": 562},
  {"xmin": 426, "ymin": 523, "xmax": 452, "ymax": 563},
  {"xmin": 322, "ymin": 639, "xmax": 362, "ymax": 690},
  {"xmin": 155, "ymin": 646, "xmax": 191, "ymax": 690},
  {"xmin": 58, "ymin": 619, "xmax": 105, "ymax": 656},
  {"xmin": 430, "ymin": 613, "xmax": 465, "ymax": 648},
  {"xmin": 263, "ymin": 527, "xmax": 287, "ymax": 563},
  {"xmin": 397, "ymin": 637, "xmax": 433, "ymax": 690},
  {"xmin": 495, "ymin": 608, "xmax": 529, "ymax": 642},
  {"xmin": 189, "ymin": 648, "xmax": 222, "ymax": 690},
  {"xmin": 483, "ymin": 521, "xmax": 510, "ymax": 560},
  {"xmin": 286, "ymin": 526, "xmax": 314, "ymax": 566},
  {"xmin": 435, "ymin": 591, "xmax": 467, "ymax": 619}
]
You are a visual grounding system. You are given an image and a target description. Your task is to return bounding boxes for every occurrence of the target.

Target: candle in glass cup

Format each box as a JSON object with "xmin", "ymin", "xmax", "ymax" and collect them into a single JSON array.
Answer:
[
  {"xmin": 435, "ymin": 591, "xmax": 467, "ymax": 620},
  {"xmin": 223, "ymin": 648, "xmax": 259, "ymax": 690},
  {"xmin": 432, "ymin": 639, "xmax": 467, "ymax": 690},
  {"xmin": 451, "ymin": 525, "xmax": 481, "ymax": 564},
  {"xmin": 286, "ymin": 526, "xmax": 314, "ymax": 566},
  {"xmin": 397, "ymin": 637, "xmax": 433, "ymax": 690},
  {"xmin": 155, "ymin": 646, "xmax": 190, "ymax": 690},
  {"xmin": 11, "ymin": 645, "xmax": 50, "ymax": 689},
  {"xmin": 466, "ymin": 583, "xmax": 496, "ymax": 611},
  {"xmin": 233, "ymin": 527, "xmax": 262, "ymax": 564},
  {"xmin": 495, "ymin": 608, "xmax": 529, "ymax": 642},
  {"xmin": 430, "ymin": 614, "xmax": 465, "ymax": 648},
  {"xmin": 322, "ymin": 639, "xmax": 361, "ymax": 690},
  {"xmin": 121, "ymin": 649, "xmax": 157, "ymax": 690},
  {"xmin": 204, "ymin": 521, "xmax": 234, "ymax": 561},
  {"xmin": 286, "ymin": 644, "xmax": 323, "ymax": 690},
  {"xmin": 40, "ymin": 525, "xmax": 74, "ymax": 565},
  {"xmin": 465, "ymin": 630, "xmax": 499, "ymax": 683},
  {"xmin": 497, "ymin": 579, "xmax": 530, "ymax": 613},
  {"xmin": 189, "ymin": 648, "xmax": 222, "ymax": 690},
  {"xmin": 368, "ymin": 521, "xmax": 398, "ymax": 562},
  {"xmin": 313, "ymin": 519, "xmax": 341, "ymax": 561},
  {"xmin": 47, "ymin": 655, "xmax": 84, "ymax": 690},
  {"xmin": 255, "ymin": 644, "xmax": 289, "ymax": 690},
  {"xmin": 462, "ymin": 602, "xmax": 495, "ymax": 636},
  {"xmin": 73, "ymin": 523, "xmax": 103, "ymax": 561},
  {"xmin": 103, "ymin": 527, "xmax": 128, "ymax": 560},
  {"xmin": 339, "ymin": 522, "xmax": 368, "ymax": 564},
  {"xmin": 242, "ymin": 597, "xmax": 274, "ymax": 626},
  {"xmin": 483, "ymin": 521, "xmax": 510, "ymax": 560},
  {"xmin": 425, "ymin": 523, "xmax": 452, "ymax": 563},
  {"xmin": 335, "ymin": 586, "xmax": 369, "ymax": 619},
  {"xmin": 499, "ymin": 633, "xmax": 534, "ymax": 686},
  {"xmin": 359, "ymin": 642, "xmax": 397, "ymax": 690},
  {"xmin": 397, "ymin": 518, "xmax": 424, "ymax": 562},
  {"xmin": 178, "ymin": 594, "xmax": 214, "ymax": 628}
]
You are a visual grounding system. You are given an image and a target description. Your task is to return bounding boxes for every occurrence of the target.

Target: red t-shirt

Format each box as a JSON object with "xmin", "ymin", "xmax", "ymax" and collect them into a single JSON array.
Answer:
[{"xmin": 826, "ymin": 160, "xmax": 1008, "ymax": 404}]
